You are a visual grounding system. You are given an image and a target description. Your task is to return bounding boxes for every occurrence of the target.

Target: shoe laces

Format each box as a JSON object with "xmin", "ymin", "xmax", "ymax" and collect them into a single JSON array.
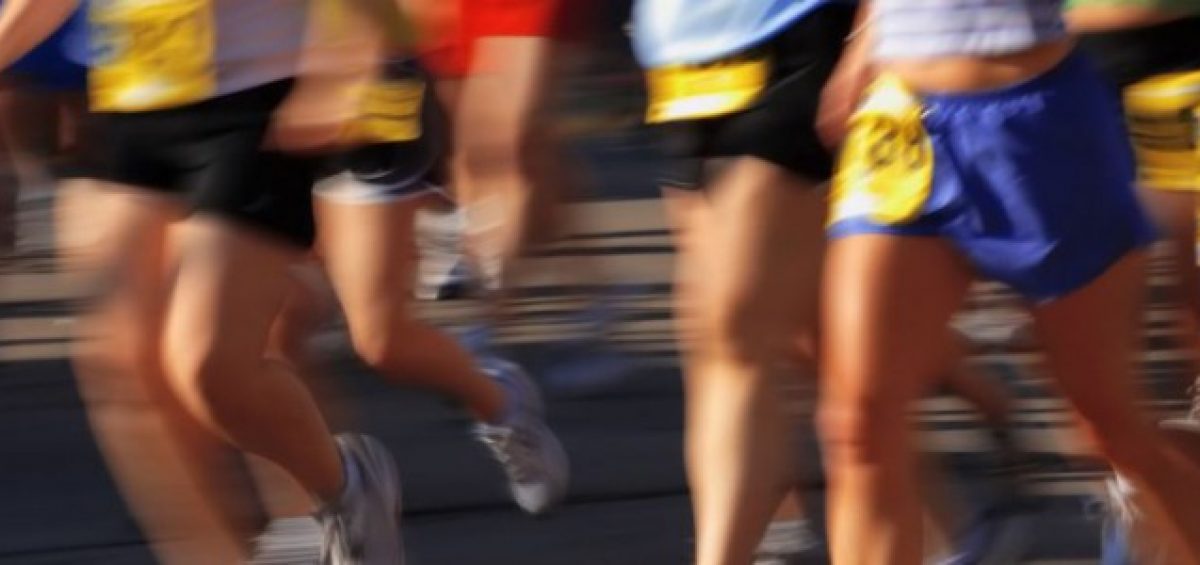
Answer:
[
  {"xmin": 478, "ymin": 424, "xmax": 541, "ymax": 483},
  {"xmin": 318, "ymin": 512, "xmax": 348, "ymax": 563},
  {"xmin": 317, "ymin": 504, "xmax": 362, "ymax": 563}
]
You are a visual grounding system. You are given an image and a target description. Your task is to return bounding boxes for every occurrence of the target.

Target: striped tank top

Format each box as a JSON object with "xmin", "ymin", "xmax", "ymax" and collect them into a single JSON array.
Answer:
[{"xmin": 874, "ymin": 0, "xmax": 1067, "ymax": 59}]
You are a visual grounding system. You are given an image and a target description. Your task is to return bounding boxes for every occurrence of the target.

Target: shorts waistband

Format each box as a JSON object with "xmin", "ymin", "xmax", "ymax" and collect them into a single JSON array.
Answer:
[
  {"xmin": 96, "ymin": 79, "xmax": 296, "ymax": 119},
  {"xmin": 916, "ymin": 50, "xmax": 1091, "ymax": 106}
]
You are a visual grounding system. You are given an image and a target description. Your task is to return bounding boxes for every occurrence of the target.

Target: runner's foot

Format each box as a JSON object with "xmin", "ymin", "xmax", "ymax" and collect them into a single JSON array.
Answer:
[
  {"xmin": 317, "ymin": 434, "xmax": 405, "ymax": 564},
  {"xmin": 475, "ymin": 358, "xmax": 570, "ymax": 515}
]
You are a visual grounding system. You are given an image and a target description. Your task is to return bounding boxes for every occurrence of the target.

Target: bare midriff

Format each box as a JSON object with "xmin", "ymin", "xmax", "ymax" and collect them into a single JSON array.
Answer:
[
  {"xmin": 1066, "ymin": 3, "xmax": 1192, "ymax": 31},
  {"xmin": 887, "ymin": 40, "xmax": 1074, "ymax": 95}
]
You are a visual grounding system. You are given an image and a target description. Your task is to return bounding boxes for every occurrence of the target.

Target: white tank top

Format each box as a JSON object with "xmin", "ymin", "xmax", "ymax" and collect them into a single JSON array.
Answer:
[
  {"xmin": 632, "ymin": 0, "xmax": 854, "ymax": 68},
  {"xmin": 873, "ymin": 0, "xmax": 1067, "ymax": 60}
]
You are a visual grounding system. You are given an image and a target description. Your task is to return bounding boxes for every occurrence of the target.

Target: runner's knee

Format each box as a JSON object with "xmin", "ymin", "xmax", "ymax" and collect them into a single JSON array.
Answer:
[
  {"xmin": 818, "ymin": 392, "xmax": 910, "ymax": 467},
  {"xmin": 700, "ymin": 289, "xmax": 794, "ymax": 365},
  {"xmin": 162, "ymin": 329, "xmax": 249, "ymax": 407},
  {"xmin": 345, "ymin": 314, "xmax": 429, "ymax": 375},
  {"xmin": 459, "ymin": 127, "xmax": 528, "ymax": 180},
  {"xmin": 74, "ymin": 330, "xmax": 164, "ymax": 406}
]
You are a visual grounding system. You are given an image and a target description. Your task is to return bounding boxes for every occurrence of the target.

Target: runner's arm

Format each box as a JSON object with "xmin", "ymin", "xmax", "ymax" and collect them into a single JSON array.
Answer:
[
  {"xmin": 816, "ymin": 1, "xmax": 876, "ymax": 148},
  {"xmin": 267, "ymin": 0, "xmax": 386, "ymax": 152},
  {"xmin": 0, "ymin": 0, "xmax": 78, "ymax": 70}
]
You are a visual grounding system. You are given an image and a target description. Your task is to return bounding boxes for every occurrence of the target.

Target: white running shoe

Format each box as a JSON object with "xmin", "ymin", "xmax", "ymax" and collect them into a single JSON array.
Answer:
[
  {"xmin": 318, "ymin": 434, "xmax": 405, "ymax": 565},
  {"xmin": 475, "ymin": 358, "xmax": 570, "ymax": 515},
  {"xmin": 414, "ymin": 205, "xmax": 471, "ymax": 301}
]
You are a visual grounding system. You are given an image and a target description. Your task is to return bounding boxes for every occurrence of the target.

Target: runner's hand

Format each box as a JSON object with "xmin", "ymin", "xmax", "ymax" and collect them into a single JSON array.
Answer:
[
  {"xmin": 266, "ymin": 89, "xmax": 351, "ymax": 154},
  {"xmin": 816, "ymin": 55, "xmax": 873, "ymax": 150},
  {"xmin": 816, "ymin": 9, "xmax": 876, "ymax": 149}
]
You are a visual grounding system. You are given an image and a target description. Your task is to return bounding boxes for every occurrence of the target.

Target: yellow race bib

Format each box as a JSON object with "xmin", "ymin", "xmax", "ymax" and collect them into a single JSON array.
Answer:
[
  {"xmin": 645, "ymin": 54, "xmax": 769, "ymax": 124},
  {"xmin": 1123, "ymin": 69, "xmax": 1200, "ymax": 191},
  {"xmin": 90, "ymin": 0, "xmax": 217, "ymax": 112},
  {"xmin": 830, "ymin": 74, "xmax": 934, "ymax": 226},
  {"xmin": 343, "ymin": 78, "xmax": 425, "ymax": 144}
]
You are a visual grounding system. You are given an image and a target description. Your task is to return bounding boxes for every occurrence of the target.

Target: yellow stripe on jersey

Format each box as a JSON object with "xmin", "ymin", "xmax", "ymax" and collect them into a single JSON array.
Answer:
[
  {"xmin": 343, "ymin": 77, "xmax": 425, "ymax": 144},
  {"xmin": 1123, "ymin": 69, "xmax": 1200, "ymax": 191},
  {"xmin": 89, "ymin": 0, "xmax": 217, "ymax": 112},
  {"xmin": 645, "ymin": 55, "xmax": 770, "ymax": 124}
]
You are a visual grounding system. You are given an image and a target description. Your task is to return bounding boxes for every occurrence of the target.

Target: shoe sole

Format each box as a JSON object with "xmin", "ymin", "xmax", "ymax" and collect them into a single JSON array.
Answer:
[{"xmin": 515, "ymin": 422, "xmax": 570, "ymax": 516}]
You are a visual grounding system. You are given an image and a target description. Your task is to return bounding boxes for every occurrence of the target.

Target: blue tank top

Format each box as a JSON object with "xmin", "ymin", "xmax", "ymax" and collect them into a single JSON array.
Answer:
[
  {"xmin": 632, "ymin": 0, "xmax": 855, "ymax": 68},
  {"xmin": 7, "ymin": 6, "xmax": 88, "ymax": 90}
]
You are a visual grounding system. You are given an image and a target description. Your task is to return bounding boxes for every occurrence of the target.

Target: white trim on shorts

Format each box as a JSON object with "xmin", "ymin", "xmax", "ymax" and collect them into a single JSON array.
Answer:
[{"xmin": 313, "ymin": 172, "xmax": 451, "ymax": 205}]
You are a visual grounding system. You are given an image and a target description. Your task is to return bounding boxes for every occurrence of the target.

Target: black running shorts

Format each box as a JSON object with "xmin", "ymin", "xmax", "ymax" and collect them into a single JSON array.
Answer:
[
  {"xmin": 81, "ymin": 79, "xmax": 321, "ymax": 248},
  {"xmin": 316, "ymin": 60, "xmax": 450, "ymax": 204},
  {"xmin": 1077, "ymin": 16, "xmax": 1200, "ymax": 193},
  {"xmin": 651, "ymin": 4, "xmax": 855, "ymax": 190},
  {"xmin": 1076, "ymin": 15, "xmax": 1200, "ymax": 88}
]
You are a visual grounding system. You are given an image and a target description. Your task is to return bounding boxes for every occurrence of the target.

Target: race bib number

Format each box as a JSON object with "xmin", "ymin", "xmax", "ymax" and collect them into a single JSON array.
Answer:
[
  {"xmin": 343, "ymin": 78, "xmax": 425, "ymax": 144},
  {"xmin": 830, "ymin": 74, "xmax": 934, "ymax": 226},
  {"xmin": 90, "ymin": 0, "xmax": 216, "ymax": 112},
  {"xmin": 645, "ymin": 55, "xmax": 769, "ymax": 124}
]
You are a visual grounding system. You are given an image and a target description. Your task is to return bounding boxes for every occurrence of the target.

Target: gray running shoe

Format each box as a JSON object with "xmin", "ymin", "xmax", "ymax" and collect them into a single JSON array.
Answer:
[
  {"xmin": 475, "ymin": 358, "xmax": 570, "ymax": 515},
  {"xmin": 317, "ymin": 434, "xmax": 404, "ymax": 565},
  {"xmin": 753, "ymin": 519, "xmax": 821, "ymax": 565},
  {"xmin": 1160, "ymin": 375, "xmax": 1200, "ymax": 435}
]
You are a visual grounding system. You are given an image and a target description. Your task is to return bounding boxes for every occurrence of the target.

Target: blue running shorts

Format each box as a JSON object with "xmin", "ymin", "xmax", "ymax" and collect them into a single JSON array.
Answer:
[{"xmin": 829, "ymin": 53, "xmax": 1157, "ymax": 302}]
